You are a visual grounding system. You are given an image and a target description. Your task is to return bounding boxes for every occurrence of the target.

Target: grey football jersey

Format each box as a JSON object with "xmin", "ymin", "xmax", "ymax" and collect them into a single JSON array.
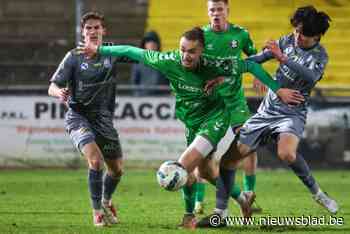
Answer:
[
  {"xmin": 50, "ymin": 48, "xmax": 118, "ymax": 113},
  {"xmin": 250, "ymin": 34, "xmax": 328, "ymax": 121}
]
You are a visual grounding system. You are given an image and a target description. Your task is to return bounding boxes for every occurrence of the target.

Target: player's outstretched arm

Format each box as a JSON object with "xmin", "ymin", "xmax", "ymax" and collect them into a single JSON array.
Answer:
[
  {"xmin": 78, "ymin": 42, "xmax": 145, "ymax": 62},
  {"xmin": 244, "ymin": 60, "xmax": 305, "ymax": 105},
  {"xmin": 244, "ymin": 60, "xmax": 280, "ymax": 92},
  {"xmin": 99, "ymin": 45, "xmax": 145, "ymax": 62},
  {"xmin": 246, "ymin": 49, "xmax": 274, "ymax": 64}
]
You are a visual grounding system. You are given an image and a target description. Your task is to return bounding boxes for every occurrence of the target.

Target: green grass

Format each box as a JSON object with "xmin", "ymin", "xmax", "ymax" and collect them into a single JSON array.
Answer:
[{"xmin": 0, "ymin": 169, "xmax": 349, "ymax": 234}]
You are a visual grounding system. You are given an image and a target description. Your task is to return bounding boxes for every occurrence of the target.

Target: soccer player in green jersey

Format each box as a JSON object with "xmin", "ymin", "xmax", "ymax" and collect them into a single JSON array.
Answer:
[
  {"xmin": 193, "ymin": 0, "xmax": 261, "ymax": 216},
  {"xmin": 79, "ymin": 27, "xmax": 303, "ymax": 229}
]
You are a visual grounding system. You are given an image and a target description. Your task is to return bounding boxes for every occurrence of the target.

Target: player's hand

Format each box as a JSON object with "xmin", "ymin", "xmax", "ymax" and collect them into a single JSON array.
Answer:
[
  {"xmin": 265, "ymin": 40, "xmax": 287, "ymax": 64},
  {"xmin": 77, "ymin": 41, "xmax": 98, "ymax": 58},
  {"xmin": 252, "ymin": 78, "xmax": 267, "ymax": 95},
  {"xmin": 204, "ymin": 76, "xmax": 225, "ymax": 94},
  {"xmin": 276, "ymin": 88, "xmax": 305, "ymax": 105},
  {"xmin": 57, "ymin": 88, "xmax": 70, "ymax": 103}
]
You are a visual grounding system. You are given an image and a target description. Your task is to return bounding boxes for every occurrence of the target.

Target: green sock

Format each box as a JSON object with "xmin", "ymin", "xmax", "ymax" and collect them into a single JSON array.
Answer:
[
  {"xmin": 206, "ymin": 177, "xmax": 241, "ymax": 200},
  {"xmin": 195, "ymin": 182, "xmax": 206, "ymax": 203},
  {"xmin": 182, "ymin": 183, "xmax": 196, "ymax": 213},
  {"xmin": 230, "ymin": 183, "xmax": 242, "ymax": 199},
  {"xmin": 243, "ymin": 174, "xmax": 256, "ymax": 192}
]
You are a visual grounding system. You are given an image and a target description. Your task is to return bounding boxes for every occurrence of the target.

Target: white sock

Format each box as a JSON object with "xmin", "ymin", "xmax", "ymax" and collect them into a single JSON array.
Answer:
[
  {"xmin": 93, "ymin": 209, "xmax": 103, "ymax": 215},
  {"xmin": 195, "ymin": 201, "xmax": 202, "ymax": 206},
  {"xmin": 315, "ymin": 188, "xmax": 323, "ymax": 197},
  {"xmin": 235, "ymin": 192, "xmax": 246, "ymax": 205},
  {"xmin": 214, "ymin": 208, "xmax": 228, "ymax": 218},
  {"xmin": 102, "ymin": 198, "xmax": 111, "ymax": 205}
]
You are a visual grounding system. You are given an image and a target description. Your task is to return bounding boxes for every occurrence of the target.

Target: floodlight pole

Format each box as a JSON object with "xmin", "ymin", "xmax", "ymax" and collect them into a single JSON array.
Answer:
[{"xmin": 75, "ymin": 0, "xmax": 84, "ymax": 46}]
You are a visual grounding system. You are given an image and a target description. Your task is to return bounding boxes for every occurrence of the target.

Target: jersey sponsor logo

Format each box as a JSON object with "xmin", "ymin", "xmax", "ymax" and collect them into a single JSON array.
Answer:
[
  {"xmin": 80, "ymin": 62, "xmax": 89, "ymax": 71},
  {"xmin": 178, "ymin": 83, "xmax": 202, "ymax": 93},
  {"xmin": 230, "ymin": 40, "xmax": 238, "ymax": 49}
]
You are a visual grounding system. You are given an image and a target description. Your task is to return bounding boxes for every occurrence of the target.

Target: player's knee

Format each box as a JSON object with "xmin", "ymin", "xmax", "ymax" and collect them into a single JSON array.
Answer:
[
  {"xmin": 86, "ymin": 150, "xmax": 103, "ymax": 170},
  {"xmin": 186, "ymin": 173, "xmax": 196, "ymax": 186},
  {"xmin": 237, "ymin": 142, "xmax": 252, "ymax": 158},
  {"xmin": 220, "ymin": 149, "xmax": 240, "ymax": 169},
  {"xmin": 108, "ymin": 167, "xmax": 123, "ymax": 178},
  {"xmin": 88, "ymin": 158, "xmax": 103, "ymax": 170},
  {"xmin": 198, "ymin": 167, "xmax": 211, "ymax": 181},
  {"xmin": 278, "ymin": 149, "xmax": 296, "ymax": 163}
]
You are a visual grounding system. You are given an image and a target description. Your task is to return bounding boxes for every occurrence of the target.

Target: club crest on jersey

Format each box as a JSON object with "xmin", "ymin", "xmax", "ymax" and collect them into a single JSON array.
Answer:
[
  {"xmin": 103, "ymin": 58, "xmax": 112, "ymax": 68},
  {"xmin": 230, "ymin": 40, "xmax": 238, "ymax": 49},
  {"xmin": 285, "ymin": 46, "xmax": 293, "ymax": 55},
  {"xmin": 80, "ymin": 62, "xmax": 89, "ymax": 70}
]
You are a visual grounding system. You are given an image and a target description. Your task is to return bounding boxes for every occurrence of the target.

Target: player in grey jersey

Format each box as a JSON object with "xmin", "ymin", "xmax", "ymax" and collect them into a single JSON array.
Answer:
[
  {"xmin": 48, "ymin": 12, "xmax": 125, "ymax": 227},
  {"xmin": 198, "ymin": 6, "xmax": 338, "ymax": 227},
  {"xmin": 238, "ymin": 6, "xmax": 338, "ymax": 214}
]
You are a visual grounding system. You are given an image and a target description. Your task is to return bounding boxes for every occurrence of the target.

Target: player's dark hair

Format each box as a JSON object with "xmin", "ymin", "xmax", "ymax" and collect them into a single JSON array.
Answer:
[
  {"xmin": 81, "ymin": 11, "xmax": 105, "ymax": 28},
  {"xmin": 290, "ymin": 5, "xmax": 331, "ymax": 37},
  {"xmin": 182, "ymin": 27, "xmax": 205, "ymax": 47},
  {"xmin": 208, "ymin": 0, "xmax": 228, "ymax": 4}
]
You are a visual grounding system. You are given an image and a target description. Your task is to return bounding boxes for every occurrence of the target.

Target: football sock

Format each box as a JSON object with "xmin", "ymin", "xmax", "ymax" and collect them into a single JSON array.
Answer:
[
  {"xmin": 206, "ymin": 177, "xmax": 241, "ymax": 200},
  {"xmin": 288, "ymin": 153, "xmax": 320, "ymax": 195},
  {"xmin": 216, "ymin": 167, "xmax": 235, "ymax": 210},
  {"xmin": 243, "ymin": 174, "xmax": 256, "ymax": 192},
  {"xmin": 213, "ymin": 208, "xmax": 229, "ymax": 218},
  {"xmin": 195, "ymin": 182, "xmax": 206, "ymax": 203},
  {"xmin": 88, "ymin": 168, "xmax": 103, "ymax": 210},
  {"xmin": 103, "ymin": 173, "xmax": 121, "ymax": 202},
  {"xmin": 182, "ymin": 183, "xmax": 196, "ymax": 214},
  {"xmin": 230, "ymin": 183, "xmax": 242, "ymax": 199}
]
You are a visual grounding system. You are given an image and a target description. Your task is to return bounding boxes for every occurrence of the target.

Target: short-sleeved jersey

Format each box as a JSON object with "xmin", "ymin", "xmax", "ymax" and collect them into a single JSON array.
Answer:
[
  {"xmin": 50, "ymin": 47, "xmax": 119, "ymax": 114},
  {"xmin": 141, "ymin": 49, "xmax": 256, "ymax": 129},
  {"xmin": 202, "ymin": 23, "xmax": 257, "ymax": 59},
  {"xmin": 202, "ymin": 24, "xmax": 257, "ymax": 123},
  {"xmin": 259, "ymin": 34, "xmax": 328, "ymax": 121}
]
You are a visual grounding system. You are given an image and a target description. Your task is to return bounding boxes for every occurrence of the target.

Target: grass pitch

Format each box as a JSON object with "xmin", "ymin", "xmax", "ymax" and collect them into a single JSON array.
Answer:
[{"xmin": 0, "ymin": 168, "xmax": 349, "ymax": 234}]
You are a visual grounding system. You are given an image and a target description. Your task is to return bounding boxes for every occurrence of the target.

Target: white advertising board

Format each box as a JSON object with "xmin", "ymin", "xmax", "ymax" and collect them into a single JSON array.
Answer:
[{"xmin": 0, "ymin": 96, "xmax": 187, "ymax": 166}]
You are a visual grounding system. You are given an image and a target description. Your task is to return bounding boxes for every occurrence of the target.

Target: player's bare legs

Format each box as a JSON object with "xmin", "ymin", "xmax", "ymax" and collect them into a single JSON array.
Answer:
[
  {"xmin": 177, "ymin": 136, "xmax": 213, "ymax": 229},
  {"xmin": 277, "ymin": 133, "xmax": 338, "ymax": 214},
  {"xmin": 196, "ymin": 141, "xmax": 255, "ymax": 228},
  {"xmin": 82, "ymin": 142, "xmax": 109, "ymax": 227}
]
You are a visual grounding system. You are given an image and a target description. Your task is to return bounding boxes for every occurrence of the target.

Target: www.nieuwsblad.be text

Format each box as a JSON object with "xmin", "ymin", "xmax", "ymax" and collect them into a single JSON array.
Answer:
[{"xmin": 209, "ymin": 214, "xmax": 344, "ymax": 227}]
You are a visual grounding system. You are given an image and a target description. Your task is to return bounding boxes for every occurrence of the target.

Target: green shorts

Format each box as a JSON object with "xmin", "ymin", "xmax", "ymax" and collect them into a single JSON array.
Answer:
[
  {"xmin": 185, "ymin": 110, "xmax": 230, "ymax": 148},
  {"xmin": 228, "ymin": 102, "xmax": 251, "ymax": 128}
]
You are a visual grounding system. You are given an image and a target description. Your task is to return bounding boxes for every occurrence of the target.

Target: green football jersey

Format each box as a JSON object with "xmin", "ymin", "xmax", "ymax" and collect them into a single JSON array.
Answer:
[
  {"xmin": 142, "ymin": 50, "xmax": 227, "ymax": 129},
  {"xmin": 98, "ymin": 46, "xmax": 280, "ymax": 129},
  {"xmin": 202, "ymin": 23, "xmax": 257, "ymax": 124},
  {"xmin": 202, "ymin": 23, "xmax": 257, "ymax": 59}
]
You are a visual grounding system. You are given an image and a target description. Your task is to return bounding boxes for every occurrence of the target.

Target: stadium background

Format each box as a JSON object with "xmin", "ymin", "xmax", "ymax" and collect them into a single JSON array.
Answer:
[
  {"xmin": 0, "ymin": 1, "xmax": 349, "ymax": 234},
  {"xmin": 0, "ymin": 0, "xmax": 349, "ymax": 168}
]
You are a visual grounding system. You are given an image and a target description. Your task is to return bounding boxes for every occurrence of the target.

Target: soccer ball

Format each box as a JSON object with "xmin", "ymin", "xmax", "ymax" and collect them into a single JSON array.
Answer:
[{"xmin": 156, "ymin": 161, "xmax": 188, "ymax": 191}]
